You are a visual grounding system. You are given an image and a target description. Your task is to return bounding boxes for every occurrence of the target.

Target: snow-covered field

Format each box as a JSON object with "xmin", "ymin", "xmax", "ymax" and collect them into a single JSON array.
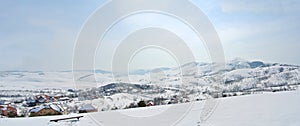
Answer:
[{"xmin": 1, "ymin": 90, "xmax": 299, "ymax": 126}]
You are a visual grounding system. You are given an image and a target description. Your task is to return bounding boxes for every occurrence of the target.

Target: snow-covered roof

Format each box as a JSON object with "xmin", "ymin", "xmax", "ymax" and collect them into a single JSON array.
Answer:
[
  {"xmin": 38, "ymin": 98, "xmax": 46, "ymax": 103},
  {"xmin": 0, "ymin": 100, "xmax": 5, "ymax": 105},
  {"xmin": 26, "ymin": 98, "xmax": 36, "ymax": 103},
  {"xmin": 50, "ymin": 104, "xmax": 64, "ymax": 112},
  {"xmin": 0, "ymin": 105, "xmax": 7, "ymax": 111},
  {"xmin": 29, "ymin": 104, "xmax": 63, "ymax": 113},
  {"xmin": 29, "ymin": 107, "xmax": 44, "ymax": 113},
  {"xmin": 0, "ymin": 100, "xmax": 11, "ymax": 105},
  {"xmin": 59, "ymin": 97, "xmax": 69, "ymax": 100}
]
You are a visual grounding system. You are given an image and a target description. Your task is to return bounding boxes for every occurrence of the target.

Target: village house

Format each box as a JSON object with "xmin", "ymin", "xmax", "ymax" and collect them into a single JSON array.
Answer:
[
  {"xmin": 25, "ymin": 97, "xmax": 37, "ymax": 107},
  {"xmin": 170, "ymin": 95, "xmax": 179, "ymax": 104},
  {"xmin": 29, "ymin": 104, "xmax": 64, "ymax": 117},
  {"xmin": 146, "ymin": 100, "xmax": 154, "ymax": 106},
  {"xmin": 0, "ymin": 105, "xmax": 17, "ymax": 117},
  {"xmin": 35, "ymin": 94, "xmax": 50, "ymax": 104}
]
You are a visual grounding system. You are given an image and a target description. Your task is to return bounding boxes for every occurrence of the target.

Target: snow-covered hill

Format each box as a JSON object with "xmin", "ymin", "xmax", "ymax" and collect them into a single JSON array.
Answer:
[
  {"xmin": 1, "ymin": 59, "xmax": 299, "ymax": 91},
  {"xmin": 1, "ymin": 90, "xmax": 299, "ymax": 126},
  {"xmin": 1, "ymin": 59, "xmax": 300, "ymax": 126}
]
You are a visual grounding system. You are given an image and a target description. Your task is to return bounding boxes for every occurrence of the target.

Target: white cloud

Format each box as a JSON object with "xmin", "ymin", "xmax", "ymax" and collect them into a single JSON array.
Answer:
[{"xmin": 219, "ymin": 0, "xmax": 300, "ymax": 15}]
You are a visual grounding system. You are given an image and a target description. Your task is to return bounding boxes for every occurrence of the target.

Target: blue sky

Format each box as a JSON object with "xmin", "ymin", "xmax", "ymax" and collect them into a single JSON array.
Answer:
[{"xmin": 1, "ymin": 0, "xmax": 300, "ymax": 71}]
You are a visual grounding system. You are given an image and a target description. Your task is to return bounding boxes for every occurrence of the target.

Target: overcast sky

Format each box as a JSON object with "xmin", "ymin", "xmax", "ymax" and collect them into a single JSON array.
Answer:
[{"xmin": 1, "ymin": 0, "xmax": 300, "ymax": 71}]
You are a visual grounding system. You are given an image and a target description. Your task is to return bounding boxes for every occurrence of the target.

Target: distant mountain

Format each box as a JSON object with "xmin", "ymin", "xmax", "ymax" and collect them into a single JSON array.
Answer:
[
  {"xmin": 128, "ymin": 67, "xmax": 171, "ymax": 75},
  {"xmin": 128, "ymin": 69, "xmax": 150, "ymax": 75}
]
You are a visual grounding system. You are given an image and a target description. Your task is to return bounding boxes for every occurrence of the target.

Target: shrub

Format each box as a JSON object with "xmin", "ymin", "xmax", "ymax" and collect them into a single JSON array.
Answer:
[
  {"xmin": 233, "ymin": 93, "xmax": 237, "ymax": 96},
  {"xmin": 137, "ymin": 100, "xmax": 146, "ymax": 107}
]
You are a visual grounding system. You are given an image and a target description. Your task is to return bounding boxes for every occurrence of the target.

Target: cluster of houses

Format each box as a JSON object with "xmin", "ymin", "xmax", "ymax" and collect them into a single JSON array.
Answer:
[
  {"xmin": 1, "ymin": 83, "xmax": 296, "ymax": 118},
  {"xmin": 0, "ymin": 93, "xmax": 98, "ymax": 118},
  {"xmin": 24, "ymin": 94, "xmax": 71, "ymax": 107},
  {"xmin": 29, "ymin": 104, "xmax": 65, "ymax": 117}
]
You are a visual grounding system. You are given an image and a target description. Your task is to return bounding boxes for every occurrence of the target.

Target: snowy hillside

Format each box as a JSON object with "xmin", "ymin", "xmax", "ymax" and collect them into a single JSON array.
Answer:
[
  {"xmin": 1, "ymin": 90, "xmax": 299, "ymax": 126},
  {"xmin": 1, "ymin": 59, "xmax": 299, "ymax": 91},
  {"xmin": 1, "ymin": 59, "xmax": 300, "ymax": 108},
  {"xmin": 1, "ymin": 59, "xmax": 300, "ymax": 126}
]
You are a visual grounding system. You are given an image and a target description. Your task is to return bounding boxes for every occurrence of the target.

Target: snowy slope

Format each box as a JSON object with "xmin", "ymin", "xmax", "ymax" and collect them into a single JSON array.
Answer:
[
  {"xmin": 1, "ymin": 90, "xmax": 299, "ymax": 126},
  {"xmin": 206, "ymin": 90, "xmax": 300, "ymax": 126}
]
